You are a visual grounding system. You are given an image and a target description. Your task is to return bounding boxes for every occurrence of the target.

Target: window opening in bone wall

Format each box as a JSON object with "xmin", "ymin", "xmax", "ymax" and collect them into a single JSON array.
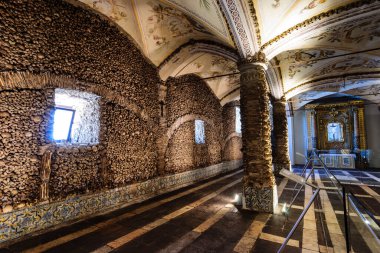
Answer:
[
  {"xmin": 195, "ymin": 119, "xmax": 205, "ymax": 144},
  {"xmin": 53, "ymin": 89, "xmax": 100, "ymax": 144}
]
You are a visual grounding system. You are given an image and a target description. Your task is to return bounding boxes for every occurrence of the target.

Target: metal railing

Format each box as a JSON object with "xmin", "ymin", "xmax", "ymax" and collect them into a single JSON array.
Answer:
[{"xmin": 278, "ymin": 150, "xmax": 380, "ymax": 253}]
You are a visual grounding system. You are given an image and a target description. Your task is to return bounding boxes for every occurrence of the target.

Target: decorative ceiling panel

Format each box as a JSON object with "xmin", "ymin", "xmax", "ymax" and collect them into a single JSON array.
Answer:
[
  {"xmin": 163, "ymin": 0, "xmax": 234, "ymax": 44},
  {"xmin": 253, "ymin": 0, "xmax": 357, "ymax": 44},
  {"xmin": 290, "ymin": 90, "xmax": 336, "ymax": 109},
  {"xmin": 290, "ymin": 86, "xmax": 380, "ymax": 110},
  {"xmin": 277, "ymin": 48, "xmax": 380, "ymax": 93},
  {"xmin": 288, "ymin": 14, "xmax": 380, "ymax": 53},
  {"xmin": 344, "ymin": 84, "xmax": 380, "ymax": 104}
]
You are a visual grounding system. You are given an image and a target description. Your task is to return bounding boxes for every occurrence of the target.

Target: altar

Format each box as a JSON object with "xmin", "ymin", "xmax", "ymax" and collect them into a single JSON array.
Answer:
[
  {"xmin": 318, "ymin": 153, "xmax": 356, "ymax": 169},
  {"xmin": 305, "ymin": 101, "xmax": 367, "ymax": 169}
]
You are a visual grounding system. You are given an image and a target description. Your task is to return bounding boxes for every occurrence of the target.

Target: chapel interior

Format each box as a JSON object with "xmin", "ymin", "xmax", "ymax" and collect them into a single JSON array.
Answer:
[{"xmin": 1, "ymin": 0, "xmax": 380, "ymax": 252}]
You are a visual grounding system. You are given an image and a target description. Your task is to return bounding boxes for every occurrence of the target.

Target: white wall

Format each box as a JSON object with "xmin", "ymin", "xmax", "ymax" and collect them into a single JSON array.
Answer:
[
  {"xmin": 293, "ymin": 110, "xmax": 307, "ymax": 165},
  {"xmin": 365, "ymin": 104, "xmax": 380, "ymax": 168},
  {"xmin": 287, "ymin": 116, "xmax": 295, "ymax": 165}
]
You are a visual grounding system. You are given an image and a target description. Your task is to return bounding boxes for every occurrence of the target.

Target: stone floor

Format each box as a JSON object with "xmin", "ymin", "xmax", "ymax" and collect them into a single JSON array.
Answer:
[{"xmin": 1, "ymin": 168, "xmax": 380, "ymax": 253}]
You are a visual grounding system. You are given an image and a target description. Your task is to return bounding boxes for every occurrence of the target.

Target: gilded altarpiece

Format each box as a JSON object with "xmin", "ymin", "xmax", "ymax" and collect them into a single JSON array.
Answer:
[
  {"xmin": 317, "ymin": 107, "xmax": 352, "ymax": 150},
  {"xmin": 305, "ymin": 101, "xmax": 367, "ymax": 169}
]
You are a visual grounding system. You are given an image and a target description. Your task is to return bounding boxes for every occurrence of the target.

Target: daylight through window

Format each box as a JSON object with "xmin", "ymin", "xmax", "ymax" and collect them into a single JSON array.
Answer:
[
  {"xmin": 195, "ymin": 120, "xmax": 205, "ymax": 144},
  {"xmin": 52, "ymin": 89, "xmax": 100, "ymax": 144},
  {"xmin": 236, "ymin": 107, "xmax": 241, "ymax": 133}
]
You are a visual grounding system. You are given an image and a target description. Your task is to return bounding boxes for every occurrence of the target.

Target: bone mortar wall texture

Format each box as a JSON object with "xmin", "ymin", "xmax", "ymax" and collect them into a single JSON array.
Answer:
[
  {"xmin": 0, "ymin": 89, "xmax": 54, "ymax": 208},
  {"xmin": 164, "ymin": 75, "xmax": 223, "ymax": 173},
  {"xmin": 222, "ymin": 101, "xmax": 242, "ymax": 161},
  {"xmin": 104, "ymin": 103, "xmax": 158, "ymax": 187}
]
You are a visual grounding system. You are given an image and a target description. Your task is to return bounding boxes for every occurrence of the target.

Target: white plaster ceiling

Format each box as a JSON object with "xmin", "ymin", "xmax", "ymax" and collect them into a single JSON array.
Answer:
[
  {"xmin": 252, "ymin": 0, "xmax": 357, "ymax": 44},
  {"xmin": 277, "ymin": 49, "xmax": 380, "ymax": 93},
  {"xmin": 74, "ymin": 0, "xmax": 380, "ymax": 106}
]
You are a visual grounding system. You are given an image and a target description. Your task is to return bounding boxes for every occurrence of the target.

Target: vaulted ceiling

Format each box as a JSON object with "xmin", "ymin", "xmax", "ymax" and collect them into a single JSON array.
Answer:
[{"xmin": 73, "ymin": 0, "xmax": 380, "ymax": 107}]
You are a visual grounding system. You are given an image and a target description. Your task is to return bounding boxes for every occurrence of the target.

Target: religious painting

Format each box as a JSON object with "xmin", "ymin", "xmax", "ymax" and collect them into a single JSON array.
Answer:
[{"xmin": 327, "ymin": 122, "xmax": 344, "ymax": 142}]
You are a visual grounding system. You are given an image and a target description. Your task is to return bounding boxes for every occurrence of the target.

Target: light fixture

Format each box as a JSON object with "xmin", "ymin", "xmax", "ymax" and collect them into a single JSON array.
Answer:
[
  {"xmin": 233, "ymin": 193, "xmax": 242, "ymax": 206},
  {"xmin": 282, "ymin": 203, "xmax": 288, "ymax": 214}
]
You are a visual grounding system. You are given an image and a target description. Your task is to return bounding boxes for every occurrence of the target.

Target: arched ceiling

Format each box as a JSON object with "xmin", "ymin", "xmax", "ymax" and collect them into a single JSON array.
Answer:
[
  {"xmin": 78, "ymin": 0, "xmax": 234, "ymax": 65},
  {"xmin": 174, "ymin": 53, "xmax": 240, "ymax": 101},
  {"xmin": 73, "ymin": 0, "xmax": 380, "ymax": 106},
  {"xmin": 273, "ymin": 3, "xmax": 380, "ymax": 108},
  {"xmin": 278, "ymin": 49, "xmax": 380, "ymax": 94},
  {"xmin": 290, "ymin": 84, "xmax": 380, "ymax": 110}
]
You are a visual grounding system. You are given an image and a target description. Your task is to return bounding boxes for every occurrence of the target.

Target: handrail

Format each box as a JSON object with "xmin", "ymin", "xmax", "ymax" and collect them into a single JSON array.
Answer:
[
  {"xmin": 277, "ymin": 188, "xmax": 321, "ymax": 253},
  {"xmin": 346, "ymin": 193, "xmax": 380, "ymax": 252},
  {"xmin": 346, "ymin": 188, "xmax": 380, "ymax": 229},
  {"xmin": 280, "ymin": 150, "xmax": 380, "ymax": 252}
]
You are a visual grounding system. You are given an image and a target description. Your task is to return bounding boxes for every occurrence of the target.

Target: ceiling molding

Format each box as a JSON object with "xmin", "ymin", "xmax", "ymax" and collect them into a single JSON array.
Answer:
[
  {"xmin": 246, "ymin": 0, "xmax": 261, "ymax": 47},
  {"xmin": 219, "ymin": 0, "xmax": 260, "ymax": 57},
  {"xmin": 216, "ymin": 0, "xmax": 238, "ymax": 49},
  {"xmin": 266, "ymin": 60, "xmax": 283, "ymax": 100}
]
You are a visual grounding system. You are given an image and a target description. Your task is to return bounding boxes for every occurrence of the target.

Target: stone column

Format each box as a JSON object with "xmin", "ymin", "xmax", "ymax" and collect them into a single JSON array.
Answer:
[
  {"xmin": 238, "ymin": 52, "xmax": 277, "ymax": 213},
  {"xmin": 272, "ymin": 97, "xmax": 291, "ymax": 176},
  {"xmin": 352, "ymin": 107, "xmax": 360, "ymax": 150},
  {"xmin": 310, "ymin": 110, "xmax": 318, "ymax": 150}
]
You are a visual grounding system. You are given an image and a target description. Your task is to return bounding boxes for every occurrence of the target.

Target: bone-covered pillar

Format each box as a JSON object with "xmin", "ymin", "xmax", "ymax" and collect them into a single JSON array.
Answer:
[
  {"xmin": 238, "ymin": 52, "xmax": 277, "ymax": 213},
  {"xmin": 272, "ymin": 97, "xmax": 291, "ymax": 176}
]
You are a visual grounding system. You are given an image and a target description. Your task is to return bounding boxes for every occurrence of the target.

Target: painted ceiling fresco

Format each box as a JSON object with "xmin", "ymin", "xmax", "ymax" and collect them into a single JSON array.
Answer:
[
  {"xmin": 172, "ymin": 54, "xmax": 239, "ymax": 101},
  {"xmin": 275, "ymin": 8, "xmax": 380, "ymax": 107},
  {"xmin": 77, "ymin": 0, "xmax": 379, "ymax": 106},
  {"xmin": 345, "ymin": 84, "xmax": 380, "ymax": 104},
  {"xmin": 277, "ymin": 49, "xmax": 380, "ymax": 92},
  {"xmin": 253, "ymin": 0, "xmax": 357, "ymax": 44},
  {"xmin": 79, "ymin": 0, "xmax": 234, "ymax": 65},
  {"xmin": 278, "ymin": 13, "xmax": 380, "ymax": 54}
]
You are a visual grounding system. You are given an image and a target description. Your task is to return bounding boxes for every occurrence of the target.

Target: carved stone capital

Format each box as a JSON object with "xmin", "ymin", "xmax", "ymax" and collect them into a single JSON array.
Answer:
[{"xmin": 238, "ymin": 51, "xmax": 268, "ymax": 71}]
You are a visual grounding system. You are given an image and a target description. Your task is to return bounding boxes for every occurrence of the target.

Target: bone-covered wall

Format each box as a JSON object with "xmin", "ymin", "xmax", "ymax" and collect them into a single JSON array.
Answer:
[
  {"xmin": 164, "ymin": 75, "xmax": 223, "ymax": 174},
  {"xmin": 104, "ymin": 103, "xmax": 158, "ymax": 186},
  {"xmin": 222, "ymin": 101, "xmax": 242, "ymax": 161},
  {"xmin": 0, "ymin": 89, "xmax": 53, "ymax": 208},
  {"xmin": 0, "ymin": 0, "xmax": 162, "ymax": 212},
  {"xmin": 0, "ymin": 0, "xmax": 238, "ymax": 214}
]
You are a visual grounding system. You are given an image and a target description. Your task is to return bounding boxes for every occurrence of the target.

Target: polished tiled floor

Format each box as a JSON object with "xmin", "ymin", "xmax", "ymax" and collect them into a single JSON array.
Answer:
[{"xmin": 1, "ymin": 168, "xmax": 380, "ymax": 253}]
